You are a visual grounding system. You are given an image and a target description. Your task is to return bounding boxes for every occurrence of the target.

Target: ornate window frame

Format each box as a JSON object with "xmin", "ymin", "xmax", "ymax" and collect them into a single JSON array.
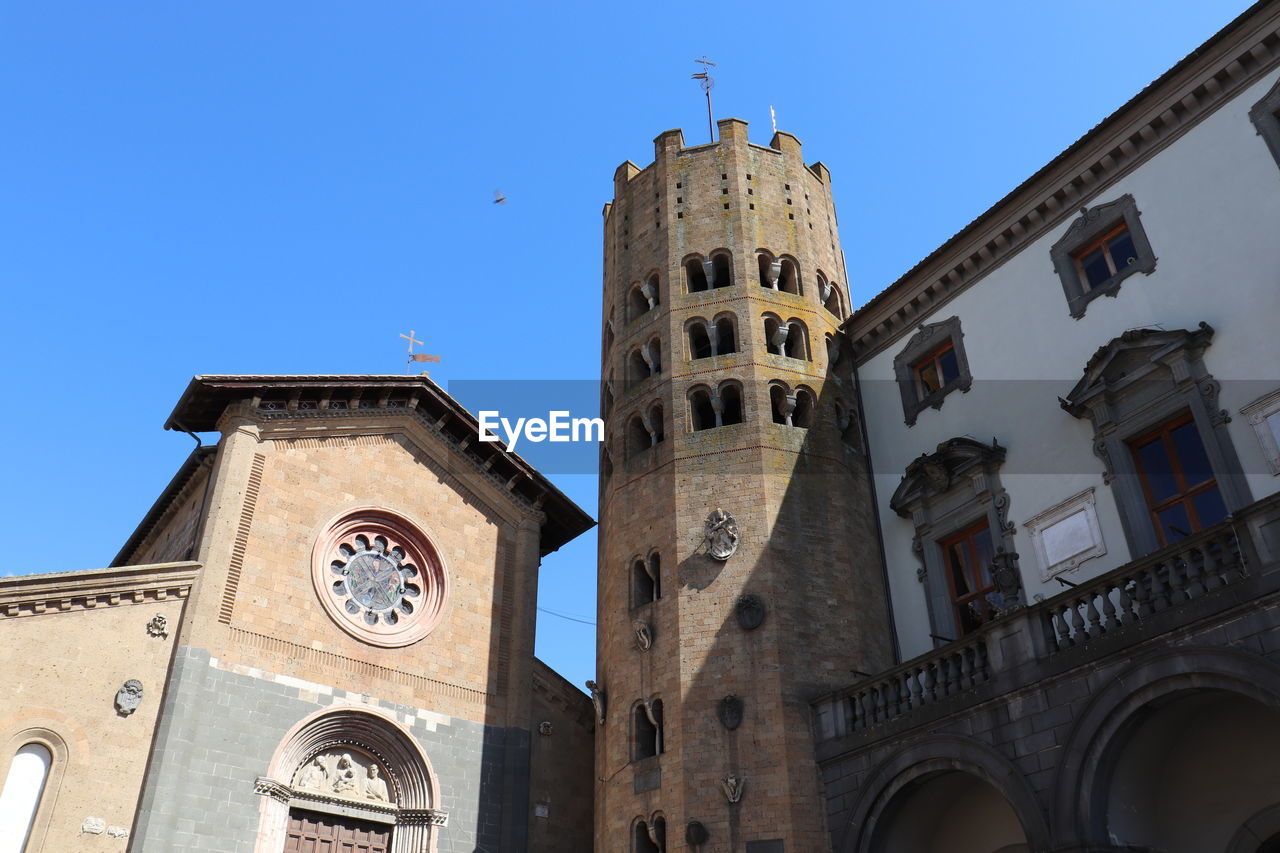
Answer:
[
  {"xmin": 1060, "ymin": 323, "xmax": 1251, "ymax": 557},
  {"xmin": 892, "ymin": 316, "xmax": 973, "ymax": 427},
  {"xmin": 1249, "ymin": 75, "xmax": 1280, "ymax": 171},
  {"xmin": 889, "ymin": 437, "xmax": 1023, "ymax": 644},
  {"xmin": 1049, "ymin": 194, "xmax": 1157, "ymax": 318},
  {"xmin": 1241, "ymin": 386, "xmax": 1280, "ymax": 476},
  {"xmin": 1023, "ymin": 488, "xmax": 1107, "ymax": 582}
]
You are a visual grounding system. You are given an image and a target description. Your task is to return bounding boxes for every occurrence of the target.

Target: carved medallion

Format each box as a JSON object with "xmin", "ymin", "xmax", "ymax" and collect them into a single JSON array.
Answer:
[
  {"xmin": 735, "ymin": 594, "xmax": 766, "ymax": 630},
  {"xmin": 115, "ymin": 679, "xmax": 143, "ymax": 716},
  {"xmin": 718, "ymin": 695, "xmax": 744, "ymax": 730},
  {"xmin": 703, "ymin": 508, "xmax": 740, "ymax": 560},
  {"xmin": 145, "ymin": 613, "xmax": 168, "ymax": 638},
  {"xmin": 686, "ymin": 820, "xmax": 709, "ymax": 846}
]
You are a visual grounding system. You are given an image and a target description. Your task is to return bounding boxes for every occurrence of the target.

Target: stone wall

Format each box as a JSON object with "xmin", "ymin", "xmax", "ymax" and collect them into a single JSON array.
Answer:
[{"xmin": 528, "ymin": 658, "xmax": 595, "ymax": 852}]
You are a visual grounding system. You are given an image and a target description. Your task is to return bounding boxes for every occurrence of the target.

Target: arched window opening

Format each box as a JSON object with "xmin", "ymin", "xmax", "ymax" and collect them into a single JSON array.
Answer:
[
  {"xmin": 628, "ymin": 415, "xmax": 652, "ymax": 458},
  {"xmin": 646, "ymin": 338, "xmax": 662, "ymax": 375},
  {"xmin": 635, "ymin": 819, "xmax": 663, "ymax": 853},
  {"xmin": 689, "ymin": 389, "xmax": 716, "ymax": 432},
  {"xmin": 647, "ymin": 404, "xmax": 665, "ymax": 445},
  {"xmin": 602, "ymin": 383, "xmax": 614, "ymax": 419},
  {"xmin": 628, "ymin": 285, "xmax": 649, "ymax": 322},
  {"xmin": 632, "ymin": 557, "xmax": 657, "ymax": 606},
  {"xmin": 792, "ymin": 387, "xmax": 816, "ymax": 428},
  {"xmin": 711, "ymin": 252, "xmax": 733, "ymax": 288},
  {"xmin": 778, "ymin": 258, "xmax": 801, "ymax": 295},
  {"xmin": 605, "ymin": 323, "xmax": 615, "ymax": 357},
  {"xmin": 646, "ymin": 274, "xmax": 660, "ymax": 309},
  {"xmin": 758, "ymin": 252, "xmax": 780, "ymax": 289},
  {"xmin": 647, "ymin": 553, "xmax": 662, "ymax": 600},
  {"xmin": 770, "ymin": 385, "xmax": 791, "ymax": 425},
  {"xmin": 715, "ymin": 316, "xmax": 738, "ymax": 354},
  {"xmin": 719, "ymin": 383, "xmax": 744, "ymax": 426},
  {"xmin": 685, "ymin": 256, "xmax": 709, "ymax": 293},
  {"xmin": 601, "ymin": 446, "xmax": 613, "ymax": 480},
  {"xmin": 823, "ymin": 280, "xmax": 845, "ymax": 318},
  {"xmin": 633, "ymin": 698, "xmax": 664, "ymax": 760},
  {"xmin": 837, "ymin": 403, "xmax": 862, "ymax": 449},
  {"xmin": 0, "ymin": 743, "xmax": 52, "ymax": 853},
  {"xmin": 688, "ymin": 322, "xmax": 712, "ymax": 360},
  {"xmin": 784, "ymin": 319, "xmax": 810, "ymax": 360},
  {"xmin": 764, "ymin": 315, "xmax": 787, "ymax": 355},
  {"xmin": 629, "ymin": 350, "xmax": 650, "ymax": 384}
]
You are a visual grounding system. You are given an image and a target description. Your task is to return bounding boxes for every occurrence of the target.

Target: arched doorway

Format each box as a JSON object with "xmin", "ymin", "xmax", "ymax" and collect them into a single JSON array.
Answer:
[
  {"xmin": 1103, "ymin": 690, "xmax": 1280, "ymax": 853},
  {"xmin": 870, "ymin": 770, "xmax": 1029, "ymax": 853},
  {"xmin": 253, "ymin": 707, "xmax": 445, "ymax": 853}
]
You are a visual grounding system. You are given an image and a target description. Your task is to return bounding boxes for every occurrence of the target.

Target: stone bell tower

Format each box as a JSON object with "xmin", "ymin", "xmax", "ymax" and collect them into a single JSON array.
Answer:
[{"xmin": 595, "ymin": 119, "xmax": 894, "ymax": 852}]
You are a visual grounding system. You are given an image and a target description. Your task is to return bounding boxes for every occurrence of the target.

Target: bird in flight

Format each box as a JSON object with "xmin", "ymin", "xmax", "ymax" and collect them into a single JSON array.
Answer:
[{"xmin": 493, "ymin": 190, "xmax": 507, "ymax": 205}]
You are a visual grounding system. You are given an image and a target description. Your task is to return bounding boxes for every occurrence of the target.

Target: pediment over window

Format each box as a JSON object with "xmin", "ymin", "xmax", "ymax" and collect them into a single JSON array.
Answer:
[
  {"xmin": 890, "ymin": 437, "xmax": 1007, "ymax": 516},
  {"xmin": 1059, "ymin": 323, "xmax": 1216, "ymax": 422}
]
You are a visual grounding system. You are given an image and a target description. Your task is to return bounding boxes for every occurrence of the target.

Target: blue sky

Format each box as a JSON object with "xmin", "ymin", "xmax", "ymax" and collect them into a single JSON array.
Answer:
[{"xmin": 0, "ymin": 1, "xmax": 1252, "ymax": 690}]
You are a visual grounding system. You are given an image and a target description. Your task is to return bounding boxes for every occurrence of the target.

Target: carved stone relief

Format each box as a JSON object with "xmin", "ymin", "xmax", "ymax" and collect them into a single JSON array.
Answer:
[
  {"xmin": 735, "ymin": 594, "xmax": 766, "ymax": 630},
  {"xmin": 586, "ymin": 680, "xmax": 606, "ymax": 725},
  {"xmin": 703, "ymin": 509, "xmax": 739, "ymax": 560},
  {"xmin": 107, "ymin": 826, "xmax": 129, "ymax": 839},
  {"xmin": 633, "ymin": 619, "xmax": 653, "ymax": 651},
  {"xmin": 717, "ymin": 695, "xmax": 744, "ymax": 730},
  {"xmin": 293, "ymin": 750, "xmax": 394, "ymax": 804},
  {"xmin": 538, "ymin": 721, "xmax": 553, "ymax": 736},
  {"xmin": 145, "ymin": 613, "xmax": 169, "ymax": 638},
  {"xmin": 686, "ymin": 820, "xmax": 710, "ymax": 846},
  {"xmin": 720, "ymin": 773, "xmax": 745, "ymax": 804},
  {"xmin": 115, "ymin": 679, "xmax": 143, "ymax": 716},
  {"xmin": 82, "ymin": 817, "xmax": 106, "ymax": 835}
]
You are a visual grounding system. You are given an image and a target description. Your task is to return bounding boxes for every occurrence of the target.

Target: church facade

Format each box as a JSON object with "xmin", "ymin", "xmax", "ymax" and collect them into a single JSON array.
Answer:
[{"xmin": 0, "ymin": 376, "xmax": 595, "ymax": 852}]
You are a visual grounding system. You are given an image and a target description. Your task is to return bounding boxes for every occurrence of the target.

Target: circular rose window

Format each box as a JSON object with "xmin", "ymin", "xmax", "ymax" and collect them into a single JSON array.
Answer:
[{"xmin": 311, "ymin": 509, "xmax": 448, "ymax": 647}]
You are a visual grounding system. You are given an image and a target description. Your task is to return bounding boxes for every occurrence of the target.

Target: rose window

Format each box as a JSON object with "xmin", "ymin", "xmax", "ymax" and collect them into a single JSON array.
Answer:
[
  {"xmin": 311, "ymin": 509, "xmax": 448, "ymax": 647},
  {"xmin": 331, "ymin": 535, "xmax": 420, "ymax": 627}
]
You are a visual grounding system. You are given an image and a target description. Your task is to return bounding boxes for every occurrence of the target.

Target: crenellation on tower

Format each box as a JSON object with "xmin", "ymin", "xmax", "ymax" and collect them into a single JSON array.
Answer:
[{"xmin": 597, "ymin": 120, "xmax": 893, "ymax": 852}]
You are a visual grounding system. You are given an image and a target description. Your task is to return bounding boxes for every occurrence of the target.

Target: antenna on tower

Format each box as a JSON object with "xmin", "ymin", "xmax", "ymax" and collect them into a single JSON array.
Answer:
[{"xmin": 691, "ymin": 57, "xmax": 717, "ymax": 144}]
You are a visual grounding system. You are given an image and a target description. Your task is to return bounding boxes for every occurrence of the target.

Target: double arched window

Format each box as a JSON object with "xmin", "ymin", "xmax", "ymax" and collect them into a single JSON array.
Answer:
[
  {"xmin": 626, "ymin": 403, "xmax": 665, "ymax": 458},
  {"xmin": 631, "ymin": 552, "xmax": 661, "ymax": 606},
  {"xmin": 757, "ymin": 250, "xmax": 802, "ymax": 295},
  {"xmin": 684, "ymin": 250, "xmax": 733, "ymax": 293},
  {"xmin": 627, "ymin": 273, "xmax": 661, "ymax": 321},
  {"xmin": 686, "ymin": 313, "xmax": 739, "ymax": 360},
  {"xmin": 763, "ymin": 315, "xmax": 811, "ymax": 360},
  {"xmin": 627, "ymin": 339, "xmax": 662, "ymax": 384},
  {"xmin": 632, "ymin": 698, "xmax": 664, "ymax": 760},
  {"xmin": 688, "ymin": 381, "xmax": 744, "ymax": 431},
  {"xmin": 634, "ymin": 814, "xmax": 667, "ymax": 853},
  {"xmin": 817, "ymin": 270, "xmax": 846, "ymax": 318},
  {"xmin": 769, "ymin": 382, "xmax": 817, "ymax": 428}
]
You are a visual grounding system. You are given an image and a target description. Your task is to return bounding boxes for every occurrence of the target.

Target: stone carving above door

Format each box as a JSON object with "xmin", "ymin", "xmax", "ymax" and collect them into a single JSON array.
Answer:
[{"xmin": 293, "ymin": 750, "xmax": 395, "ymax": 805}]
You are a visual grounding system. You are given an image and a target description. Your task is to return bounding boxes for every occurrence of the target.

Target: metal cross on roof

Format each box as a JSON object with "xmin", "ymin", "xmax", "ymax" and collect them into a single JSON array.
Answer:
[{"xmin": 399, "ymin": 330, "xmax": 441, "ymax": 374}]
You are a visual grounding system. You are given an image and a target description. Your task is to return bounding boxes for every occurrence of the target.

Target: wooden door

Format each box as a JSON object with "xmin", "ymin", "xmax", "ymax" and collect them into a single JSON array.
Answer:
[{"xmin": 284, "ymin": 809, "xmax": 391, "ymax": 853}]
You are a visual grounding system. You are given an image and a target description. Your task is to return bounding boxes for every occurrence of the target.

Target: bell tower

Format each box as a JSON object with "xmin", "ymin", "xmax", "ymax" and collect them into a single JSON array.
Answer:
[{"xmin": 596, "ymin": 119, "xmax": 894, "ymax": 852}]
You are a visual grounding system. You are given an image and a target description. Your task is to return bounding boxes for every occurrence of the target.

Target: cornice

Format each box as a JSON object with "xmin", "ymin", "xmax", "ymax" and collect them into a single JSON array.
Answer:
[
  {"xmin": 0, "ymin": 562, "xmax": 199, "ymax": 618},
  {"xmin": 847, "ymin": 4, "xmax": 1280, "ymax": 363}
]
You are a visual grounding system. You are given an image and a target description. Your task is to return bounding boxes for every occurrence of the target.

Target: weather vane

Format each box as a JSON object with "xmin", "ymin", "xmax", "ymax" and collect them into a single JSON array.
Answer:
[
  {"xmin": 691, "ymin": 56, "xmax": 717, "ymax": 143},
  {"xmin": 399, "ymin": 330, "xmax": 441, "ymax": 375}
]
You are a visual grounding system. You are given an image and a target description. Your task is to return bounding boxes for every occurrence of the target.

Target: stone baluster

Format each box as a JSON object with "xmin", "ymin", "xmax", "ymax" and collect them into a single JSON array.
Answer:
[
  {"xmin": 1100, "ymin": 583, "xmax": 1118, "ymax": 631},
  {"xmin": 1084, "ymin": 594, "xmax": 1102, "ymax": 638}
]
